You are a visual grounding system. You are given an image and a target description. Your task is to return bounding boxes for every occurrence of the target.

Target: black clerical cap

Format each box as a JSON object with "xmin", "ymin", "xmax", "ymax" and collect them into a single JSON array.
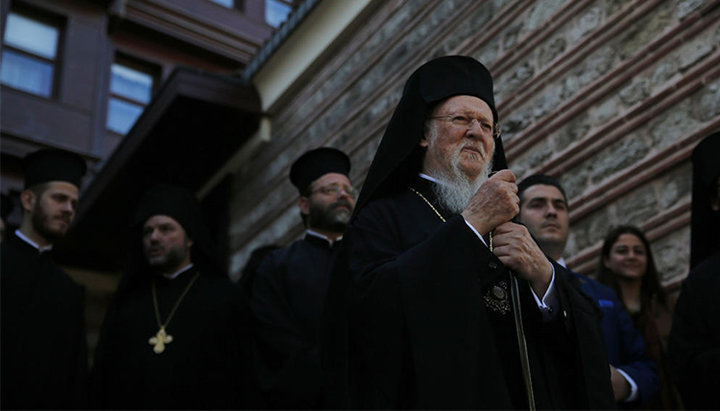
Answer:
[
  {"xmin": 289, "ymin": 147, "xmax": 351, "ymax": 195},
  {"xmin": 133, "ymin": 184, "xmax": 225, "ymax": 275},
  {"xmin": 23, "ymin": 148, "xmax": 87, "ymax": 189},
  {"xmin": 134, "ymin": 184, "xmax": 204, "ymax": 239},
  {"xmin": 354, "ymin": 56, "xmax": 499, "ymax": 214}
]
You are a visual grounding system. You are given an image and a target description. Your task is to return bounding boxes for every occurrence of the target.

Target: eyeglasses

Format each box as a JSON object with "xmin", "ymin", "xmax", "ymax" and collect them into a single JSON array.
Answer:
[
  {"xmin": 430, "ymin": 114, "xmax": 501, "ymax": 137},
  {"xmin": 311, "ymin": 184, "xmax": 358, "ymax": 198}
]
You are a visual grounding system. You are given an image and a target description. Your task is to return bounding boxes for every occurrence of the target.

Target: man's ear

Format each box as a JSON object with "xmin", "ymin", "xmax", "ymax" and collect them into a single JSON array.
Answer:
[
  {"xmin": 298, "ymin": 197, "xmax": 310, "ymax": 216},
  {"xmin": 20, "ymin": 190, "xmax": 36, "ymax": 213},
  {"xmin": 419, "ymin": 133, "xmax": 429, "ymax": 148}
]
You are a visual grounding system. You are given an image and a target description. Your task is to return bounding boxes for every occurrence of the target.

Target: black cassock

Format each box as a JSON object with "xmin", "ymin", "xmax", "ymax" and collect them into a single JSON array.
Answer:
[
  {"xmin": 342, "ymin": 177, "xmax": 615, "ymax": 409},
  {"xmin": 91, "ymin": 266, "xmax": 259, "ymax": 410},
  {"xmin": 0, "ymin": 232, "xmax": 88, "ymax": 410},
  {"xmin": 251, "ymin": 234, "xmax": 340, "ymax": 409}
]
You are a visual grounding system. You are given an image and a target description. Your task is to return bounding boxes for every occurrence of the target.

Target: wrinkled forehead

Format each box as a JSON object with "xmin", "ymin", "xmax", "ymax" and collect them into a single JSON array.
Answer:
[{"xmin": 431, "ymin": 95, "xmax": 494, "ymax": 118}]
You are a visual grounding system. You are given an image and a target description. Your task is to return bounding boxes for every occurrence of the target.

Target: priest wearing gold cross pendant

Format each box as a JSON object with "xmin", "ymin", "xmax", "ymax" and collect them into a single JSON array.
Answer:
[{"xmin": 90, "ymin": 184, "xmax": 261, "ymax": 409}]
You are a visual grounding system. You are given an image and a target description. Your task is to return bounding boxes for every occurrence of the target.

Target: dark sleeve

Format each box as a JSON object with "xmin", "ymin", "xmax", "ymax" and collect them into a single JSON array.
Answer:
[
  {"xmin": 667, "ymin": 261, "xmax": 720, "ymax": 410},
  {"xmin": 610, "ymin": 294, "xmax": 659, "ymax": 405},
  {"xmin": 554, "ymin": 269, "xmax": 617, "ymax": 409},
  {"xmin": 249, "ymin": 253, "xmax": 322, "ymax": 407}
]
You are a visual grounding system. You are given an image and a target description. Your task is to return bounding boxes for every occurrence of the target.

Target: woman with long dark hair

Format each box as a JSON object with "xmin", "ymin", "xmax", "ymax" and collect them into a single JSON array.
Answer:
[{"xmin": 598, "ymin": 225, "xmax": 680, "ymax": 409}]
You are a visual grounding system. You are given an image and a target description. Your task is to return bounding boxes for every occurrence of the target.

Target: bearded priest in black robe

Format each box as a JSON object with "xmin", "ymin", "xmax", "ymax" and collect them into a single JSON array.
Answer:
[
  {"xmin": 250, "ymin": 148, "xmax": 355, "ymax": 409},
  {"xmin": 1, "ymin": 149, "xmax": 88, "ymax": 410},
  {"xmin": 329, "ymin": 56, "xmax": 615, "ymax": 409},
  {"xmin": 91, "ymin": 184, "xmax": 260, "ymax": 409}
]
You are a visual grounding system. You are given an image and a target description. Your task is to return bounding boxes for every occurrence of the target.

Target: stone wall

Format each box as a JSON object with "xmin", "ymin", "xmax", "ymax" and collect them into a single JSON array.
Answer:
[{"xmin": 227, "ymin": 0, "xmax": 720, "ymax": 288}]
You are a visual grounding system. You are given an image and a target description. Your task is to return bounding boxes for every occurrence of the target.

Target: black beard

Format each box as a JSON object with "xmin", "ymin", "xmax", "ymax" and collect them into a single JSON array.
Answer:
[
  {"xmin": 32, "ymin": 207, "xmax": 66, "ymax": 243},
  {"xmin": 307, "ymin": 198, "xmax": 352, "ymax": 233},
  {"xmin": 146, "ymin": 244, "xmax": 189, "ymax": 274}
]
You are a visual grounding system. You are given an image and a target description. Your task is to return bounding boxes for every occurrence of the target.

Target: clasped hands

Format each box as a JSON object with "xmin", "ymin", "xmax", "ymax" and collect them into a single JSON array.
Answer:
[{"xmin": 461, "ymin": 170, "xmax": 553, "ymax": 296}]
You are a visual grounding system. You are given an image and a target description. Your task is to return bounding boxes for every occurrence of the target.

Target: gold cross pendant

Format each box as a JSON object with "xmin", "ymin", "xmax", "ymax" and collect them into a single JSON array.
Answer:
[{"xmin": 148, "ymin": 326, "xmax": 173, "ymax": 354}]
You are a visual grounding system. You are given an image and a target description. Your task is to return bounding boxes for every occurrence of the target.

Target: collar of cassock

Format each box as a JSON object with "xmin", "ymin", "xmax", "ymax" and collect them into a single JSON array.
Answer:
[
  {"xmin": 305, "ymin": 229, "xmax": 341, "ymax": 246},
  {"xmin": 15, "ymin": 229, "xmax": 53, "ymax": 253},
  {"xmin": 162, "ymin": 263, "xmax": 195, "ymax": 280}
]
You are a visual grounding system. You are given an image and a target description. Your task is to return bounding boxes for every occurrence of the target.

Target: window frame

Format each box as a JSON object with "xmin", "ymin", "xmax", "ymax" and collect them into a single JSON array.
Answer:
[
  {"xmin": 105, "ymin": 55, "xmax": 160, "ymax": 136},
  {"xmin": 0, "ymin": 6, "xmax": 65, "ymax": 99}
]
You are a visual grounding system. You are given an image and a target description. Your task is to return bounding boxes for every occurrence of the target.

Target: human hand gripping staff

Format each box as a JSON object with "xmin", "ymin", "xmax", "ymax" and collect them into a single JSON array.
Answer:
[{"xmin": 461, "ymin": 133, "xmax": 553, "ymax": 411}]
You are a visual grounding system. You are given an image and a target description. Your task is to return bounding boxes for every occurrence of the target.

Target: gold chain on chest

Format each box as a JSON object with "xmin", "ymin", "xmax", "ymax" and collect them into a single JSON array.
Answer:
[{"xmin": 408, "ymin": 186, "xmax": 446, "ymax": 223}]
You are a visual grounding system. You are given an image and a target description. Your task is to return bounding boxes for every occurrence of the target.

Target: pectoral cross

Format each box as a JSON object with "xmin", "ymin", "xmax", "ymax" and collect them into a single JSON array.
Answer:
[{"xmin": 148, "ymin": 326, "xmax": 173, "ymax": 354}]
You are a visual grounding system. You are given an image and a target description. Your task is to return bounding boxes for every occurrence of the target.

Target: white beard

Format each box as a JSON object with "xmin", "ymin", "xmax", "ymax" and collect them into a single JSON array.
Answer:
[
  {"xmin": 431, "ymin": 158, "xmax": 492, "ymax": 214},
  {"xmin": 424, "ymin": 123, "xmax": 494, "ymax": 214}
]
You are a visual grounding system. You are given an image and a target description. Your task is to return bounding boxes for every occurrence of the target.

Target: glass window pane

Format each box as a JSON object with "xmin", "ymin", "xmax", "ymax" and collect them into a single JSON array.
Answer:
[
  {"xmin": 3, "ymin": 13, "xmax": 59, "ymax": 60},
  {"xmin": 110, "ymin": 64, "xmax": 153, "ymax": 104},
  {"xmin": 0, "ymin": 50, "xmax": 53, "ymax": 97},
  {"xmin": 266, "ymin": 0, "xmax": 291, "ymax": 28},
  {"xmin": 106, "ymin": 98, "xmax": 144, "ymax": 134},
  {"xmin": 208, "ymin": 0, "xmax": 234, "ymax": 7}
]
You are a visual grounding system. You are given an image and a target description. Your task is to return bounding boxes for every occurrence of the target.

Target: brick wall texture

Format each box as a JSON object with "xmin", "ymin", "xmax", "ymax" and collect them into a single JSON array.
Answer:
[{"xmin": 227, "ymin": 0, "xmax": 720, "ymax": 289}]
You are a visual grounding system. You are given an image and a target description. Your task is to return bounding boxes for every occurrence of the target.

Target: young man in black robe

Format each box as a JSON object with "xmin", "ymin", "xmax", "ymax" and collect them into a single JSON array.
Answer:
[
  {"xmin": 91, "ymin": 184, "xmax": 259, "ymax": 410},
  {"xmin": 1, "ymin": 149, "xmax": 89, "ymax": 410},
  {"xmin": 668, "ymin": 131, "xmax": 720, "ymax": 410},
  {"xmin": 250, "ymin": 147, "xmax": 355, "ymax": 409},
  {"xmin": 332, "ymin": 56, "xmax": 615, "ymax": 409}
]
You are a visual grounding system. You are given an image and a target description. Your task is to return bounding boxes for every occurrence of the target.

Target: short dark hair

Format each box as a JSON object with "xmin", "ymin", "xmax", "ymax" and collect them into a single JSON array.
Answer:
[
  {"xmin": 28, "ymin": 182, "xmax": 51, "ymax": 197},
  {"xmin": 517, "ymin": 174, "xmax": 568, "ymax": 206}
]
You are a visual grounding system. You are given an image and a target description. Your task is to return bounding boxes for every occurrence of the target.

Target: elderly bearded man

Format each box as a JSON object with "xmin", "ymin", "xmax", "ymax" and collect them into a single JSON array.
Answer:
[{"xmin": 331, "ymin": 56, "xmax": 615, "ymax": 410}]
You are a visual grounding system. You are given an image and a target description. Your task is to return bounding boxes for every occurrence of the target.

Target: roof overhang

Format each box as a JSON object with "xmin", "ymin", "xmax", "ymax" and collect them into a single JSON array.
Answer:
[{"xmin": 56, "ymin": 67, "xmax": 261, "ymax": 270}]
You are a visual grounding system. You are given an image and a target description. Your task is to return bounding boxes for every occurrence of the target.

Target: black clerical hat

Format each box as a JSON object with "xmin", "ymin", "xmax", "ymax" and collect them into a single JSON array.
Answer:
[
  {"xmin": 354, "ymin": 56, "xmax": 500, "ymax": 214},
  {"xmin": 134, "ymin": 184, "xmax": 204, "ymax": 240},
  {"xmin": 133, "ymin": 184, "xmax": 225, "ymax": 276},
  {"xmin": 289, "ymin": 147, "xmax": 351, "ymax": 195},
  {"xmin": 23, "ymin": 148, "xmax": 87, "ymax": 189}
]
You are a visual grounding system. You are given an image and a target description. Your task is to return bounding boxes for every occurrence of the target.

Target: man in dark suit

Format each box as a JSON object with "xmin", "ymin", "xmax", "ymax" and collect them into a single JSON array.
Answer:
[{"xmin": 517, "ymin": 173, "xmax": 659, "ymax": 407}]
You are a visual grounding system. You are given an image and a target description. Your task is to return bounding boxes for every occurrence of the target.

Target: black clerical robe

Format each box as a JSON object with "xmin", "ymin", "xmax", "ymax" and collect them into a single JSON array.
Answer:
[
  {"xmin": 343, "ymin": 178, "xmax": 615, "ymax": 409},
  {"xmin": 668, "ymin": 251, "xmax": 720, "ymax": 410},
  {"xmin": 0, "ymin": 232, "xmax": 88, "ymax": 410},
  {"xmin": 91, "ymin": 266, "xmax": 258, "ymax": 410},
  {"xmin": 250, "ymin": 233, "xmax": 340, "ymax": 409}
]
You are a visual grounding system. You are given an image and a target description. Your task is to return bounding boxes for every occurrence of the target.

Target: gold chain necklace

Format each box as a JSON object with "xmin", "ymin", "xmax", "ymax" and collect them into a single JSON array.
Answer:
[
  {"xmin": 408, "ymin": 186, "xmax": 446, "ymax": 222},
  {"xmin": 408, "ymin": 186, "xmax": 494, "ymax": 250},
  {"xmin": 148, "ymin": 272, "xmax": 200, "ymax": 354}
]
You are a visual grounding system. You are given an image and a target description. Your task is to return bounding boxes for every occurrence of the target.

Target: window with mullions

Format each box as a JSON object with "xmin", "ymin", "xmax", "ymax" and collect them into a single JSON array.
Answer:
[
  {"xmin": 1, "ymin": 11, "xmax": 61, "ymax": 97},
  {"xmin": 106, "ymin": 61, "xmax": 156, "ymax": 135}
]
